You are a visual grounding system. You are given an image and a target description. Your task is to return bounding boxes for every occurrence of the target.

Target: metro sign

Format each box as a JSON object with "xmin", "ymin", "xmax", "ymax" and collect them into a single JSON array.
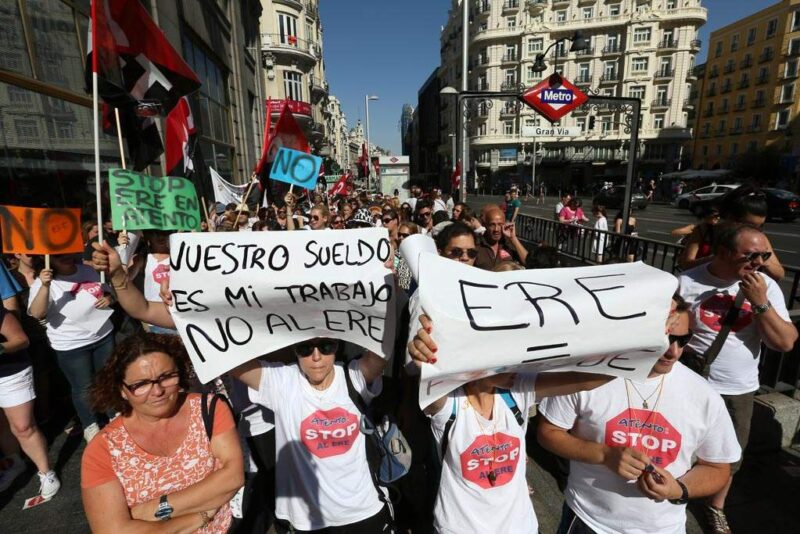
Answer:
[{"xmin": 520, "ymin": 74, "xmax": 588, "ymax": 123}]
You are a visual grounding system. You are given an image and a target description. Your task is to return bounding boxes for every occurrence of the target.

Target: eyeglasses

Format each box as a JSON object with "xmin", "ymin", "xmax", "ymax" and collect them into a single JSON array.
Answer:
[
  {"xmin": 382, "ymin": 217, "xmax": 395, "ymax": 224},
  {"xmin": 741, "ymin": 251, "xmax": 772, "ymax": 262},
  {"xmin": 294, "ymin": 339, "xmax": 340, "ymax": 357},
  {"xmin": 123, "ymin": 371, "xmax": 181, "ymax": 397},
  {"xmin": 418, "ymin": 211, "xmax": 432, "ymax": 218},
  {"xmin": 445, "ymin": 247, "xmax": 479, "ymax": 260},
  {"xmin": 311, "ymin": 215, "xmax": 321, "ymax": 221},
  {"xmin": 668, "ymin": 331, "xmax": 694, "ymax": 348}
]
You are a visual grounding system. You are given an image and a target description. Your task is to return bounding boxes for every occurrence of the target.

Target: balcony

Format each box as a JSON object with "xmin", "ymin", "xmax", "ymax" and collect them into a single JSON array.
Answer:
[
  {"xmin": 600, "ymin": 73, "xmax": 619, "ymax": 83},
  {"xmin": 706, "ymin": 88, "xmax": 717, "ymax": 97},
  {"xmin": 501, "ymin": 52, "xmax": 519, "ymax": 63},
  {"xmin": 717, "ymin": 105, "xmax": 729, "ymax": 114},
  {"xmin": 690, "ymin": 39, "xmax": 702, "ymax": 51},
  {"xmin": 740, "ymin": 57, "xmax": 753, "ymax": 68},
  {"xmin": 310, "ymin": 76, "xmax": 328, "ymax": 101},
  {"xmin": 734, "ymin": 101, "xmax": 746, "ymax": 111},
  {"xmin": 502, "ymin": 0, "xmax": 520, "ymax": 12},
  {"xmin": 472, "ymin": 26, "xmax": 522, "ymax": 43},
  {"xmin": 715, "ymin": 129, "xmax": 727, "ymax": 137},
  {"xmin": 499, "ymin": 104, "xmax": 518, "ymax": 116},
  {"xmin": 752, "ymin": 98, "xmax": 766, "ymax": 108},
  {"xmin": 651, "ymin": 98, "xmax": 671, "ymax": 109},
  {"xmin": 552, "ymin": 48, "xmax": 569, "ymax": 58},
  {"xmin": 738, "ymin": 79, "xmax": 750, "ymax": 89},
  {"xmin": 729, "ymin": 126, "xmax": 743, "ymax": 135},
  {"xmin": 724, "ymin": 63, "xmax": 736, "ymax": 74},
  {"xmin": 721, "ymin": 82, "xmax": 732, "ymax": 93},
  {"xmin": 475, "ymin": 1, "xmax": 491, "ymax": 15},
  {"xmin": 474, "ymin": 54, "xmax": 489, "ymax": 67},
  {"xmin": 574, "ymin": 73, "xmax": 593, "ymax": 84},
  {"xmin": 304, "ymin": 2, "xmax": 318, "ymax": 19},
  {"xmin": 275, "ymin": 0, "xmax": 303, "ymax": 10},
  {"xmin": 575, "ymin": 47, "xmax": 595, "ymax": 57},
  {"xmin": 708, "ymin": 67, "xmax": 719, "ymax": 78},
  {"xmin": 756, "ymin": 74, "xmax": 769, "ymax": 85},
  {"xmin": 747, "ymin": 124, "xmax": 762, "ymax": 133},
  {"xmin": 686, "ymin": 70, "xmax": 698, "ymax": 81},
  {"xmin": 703, "ymin": 108, "xmax": 714, "ymax": 118},
  {"xmin": 760, "ymin": 50, "xmax": 775, "ymax": 63},
  {"xmin": 602, "ymin": 44, "xmax": 622, "ymax": 55},
  {"xmin": 261, "ymin": 33, "xmax": 320, "ymax": 64},
  {"xmin": 782, "ymin": 69, "xmax": 800, "ymax": 80},
  {"xmin": 500, "ymin": 81, "xmax": 520, "ymax": 91},
  {"xmin": 657, "ymin": 39, "xmax": 679, "ymax": 51},
  {"xmin": 552, "ymin": 0, "xmax": 570, "ymax": 6},
  {"xmin": 654, "ymin": 68, "xmax": 674, "ymax": 81},
  {"xmin": 683, "ymin": 99, "xmax": 694, "ymax": 109}
]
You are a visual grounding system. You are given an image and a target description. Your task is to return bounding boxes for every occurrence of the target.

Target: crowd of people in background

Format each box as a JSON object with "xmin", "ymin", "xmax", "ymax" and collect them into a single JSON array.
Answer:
[{"xmin": 0, "ymin": 180, "xmax": 795, "ymax": 534}]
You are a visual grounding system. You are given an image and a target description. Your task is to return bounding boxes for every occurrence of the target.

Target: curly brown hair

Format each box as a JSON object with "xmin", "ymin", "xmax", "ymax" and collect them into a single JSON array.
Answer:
[{"xmin": 89, "ymin": 333, "xmax": 195, "ymax": 416}]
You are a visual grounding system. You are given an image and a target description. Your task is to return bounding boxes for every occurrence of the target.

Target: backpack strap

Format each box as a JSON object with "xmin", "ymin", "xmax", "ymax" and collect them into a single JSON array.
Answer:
[
  {"xmin": 439, "ymin": 398, "xmax": 458, "ymax": 459},
  {"xmin": 200, "ymin": 393, "xmax": 231, "ymax": 442},
  {"xmin": 496, "ymin": 388, "xmax": 525, "ymax": 427},
  {"xmin": 343, "ymin": 360, "xmax": 369, "ymax": 416}
]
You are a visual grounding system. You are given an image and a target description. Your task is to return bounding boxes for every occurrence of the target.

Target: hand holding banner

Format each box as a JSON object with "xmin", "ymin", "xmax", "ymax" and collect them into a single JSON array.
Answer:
[
  {"xmin": 405, "ymin": 254, "xmax": 678, "ymax": 408},
  {"xmin": 108, "ymin": 168, "xmax": 201, "ymax": 231},
  {"xmin": 269, "ymin": 147, "xmax": 322, "ymax": 189},
  {"xmin": 168, "ymin": 229, "xmax": 396, "ymax": 383},
  {"xmin": 0, "ymin": 206, "xmax": 83, "ymax": 255}
]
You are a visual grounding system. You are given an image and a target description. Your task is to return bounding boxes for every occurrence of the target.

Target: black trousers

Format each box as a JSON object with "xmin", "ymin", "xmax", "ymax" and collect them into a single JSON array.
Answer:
[{"xmin": 231, "ymin": 430, "xmax": 276, "ymax": 534}]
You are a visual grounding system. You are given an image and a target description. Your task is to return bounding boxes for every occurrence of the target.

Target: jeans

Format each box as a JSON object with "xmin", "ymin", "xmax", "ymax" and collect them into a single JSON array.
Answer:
[
  {"xmin": 54, "ymin": 334, "xmax": 115, "ymax": 428},
  {"xmin": 556, "ymin": 502, "xmax": 597, "ymax": 534}
]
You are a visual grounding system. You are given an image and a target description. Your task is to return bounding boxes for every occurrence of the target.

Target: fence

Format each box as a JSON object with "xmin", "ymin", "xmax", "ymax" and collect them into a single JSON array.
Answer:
[{"xmin": 515, "ymin": 213, "xmax": 800, "ymax": 398}]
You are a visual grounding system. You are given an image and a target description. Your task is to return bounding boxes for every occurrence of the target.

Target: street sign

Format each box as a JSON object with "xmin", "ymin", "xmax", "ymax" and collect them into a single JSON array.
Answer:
[
  {"xmin": 520, "ymin": 74, "xmax": 588, "ymax": 123},
  {"xmin": 522, "ymin": 125, "xmax": 582, "ymax": 137}
]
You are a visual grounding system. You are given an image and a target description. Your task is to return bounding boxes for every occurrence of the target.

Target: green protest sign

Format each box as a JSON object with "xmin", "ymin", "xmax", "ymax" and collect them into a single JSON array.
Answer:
[{"xmin": 108, "ymin": 169, "xmax": 201, "ymax": 232}]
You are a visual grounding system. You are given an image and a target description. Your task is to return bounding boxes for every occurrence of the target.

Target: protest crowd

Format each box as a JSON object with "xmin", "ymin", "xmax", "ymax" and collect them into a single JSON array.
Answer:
[{"xmin": 0, "ymin": 171, "xmax": 797, "ymax": 534}]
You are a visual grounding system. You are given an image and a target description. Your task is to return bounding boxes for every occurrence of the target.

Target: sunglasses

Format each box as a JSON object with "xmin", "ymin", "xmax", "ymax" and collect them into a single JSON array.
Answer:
[
  {"xmin": 741, "ymin": 251, "xmax": 772, "ymax": 262},
  {"xmin": 123, "ymin": 371, "xmax": 181, "ymax": 397},
  {"xmin": 382, "ymin": 217, "xmax": 395, "ymax": 224},
  {"xmin": 418, "ymin": 211, "xmax": 432, "ymax": 218},
  {"xmin": 446, "ymin": 247, "xmax": 479, "ymax": 259},
  {"xmin": 668, "ymin": 331, "xmax": 693, "ymax": 348},
  {"xmin": 293, "ymin": 339, "xmax": 340, "ymax": 357},
  {"xmin": 311, "ymin": 215, "xmax": 321, "ymax": 221},
  {"xmin": 398, "ymin": 232, "xmax": 411, "ymax": 239}
]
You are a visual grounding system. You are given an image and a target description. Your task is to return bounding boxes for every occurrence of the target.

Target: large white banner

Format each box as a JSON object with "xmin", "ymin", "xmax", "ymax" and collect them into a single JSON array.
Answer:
[
  {"xmin": 210, "ymin": 167, "xmax": 250, "ymax": 206},
  {"xmin": 169, "ymin": 229, "xmax": 396, "ymax": 382},
  {"xmin": 407, "ymin": 253, "xmax": 678, "ymax": 409}
]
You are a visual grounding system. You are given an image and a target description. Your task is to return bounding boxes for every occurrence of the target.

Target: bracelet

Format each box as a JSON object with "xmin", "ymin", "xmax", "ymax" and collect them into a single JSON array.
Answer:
[{"xmin": 199, "ymin": 510, "xmax": 213, "ymax": 527}]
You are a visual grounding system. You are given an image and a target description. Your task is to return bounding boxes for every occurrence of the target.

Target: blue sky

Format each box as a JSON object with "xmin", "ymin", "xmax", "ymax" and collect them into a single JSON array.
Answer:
[{"xmin": 321, "ymin": 1, "xmax": 764, "ymax": 155}]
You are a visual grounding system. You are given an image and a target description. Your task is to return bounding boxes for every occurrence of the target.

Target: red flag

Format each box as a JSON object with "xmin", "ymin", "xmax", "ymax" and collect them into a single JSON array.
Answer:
[
  {"xmin": 451, "ymin": 160, "xmax": 462, "ymax": 191},
  {"xmin": 165, "ymin": 96, "xmax": 197, "ymax": 177},
  {"xmin": 328, "ymin": 172, "xmax": 353, "ymax": 197},
  {"xmin": 357, "ymin": 143, "xmax": 369, "ymax": 178},
  {"xmin": 254, "ymin": 98, "xmax": 273, "ymax": 177},
  {"xmin": 266, "ymin": 102, "xmax": 310, "ymax": 161}
]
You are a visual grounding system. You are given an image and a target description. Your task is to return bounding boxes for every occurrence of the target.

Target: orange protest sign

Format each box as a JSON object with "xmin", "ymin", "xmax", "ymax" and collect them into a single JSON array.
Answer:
[{"xmin": 0, "ymin": 206, "xmax": 83, "ymax": 255}]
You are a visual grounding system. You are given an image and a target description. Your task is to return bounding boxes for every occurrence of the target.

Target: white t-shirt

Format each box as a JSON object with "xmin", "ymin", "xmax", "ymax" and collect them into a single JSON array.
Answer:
[
  {"xmin": 248, "ymin": 360, "xmax": 383, "ymax": 530},
  {"xmin": 143, "ymin": 254, "xmax": 170, "ymax": 302},
  {"xmin": 592, "ymin": 216, "xmax": 609, "ymax": 254},
  {"xmin": 27, "ymin": 264, "xmax": 113, "ymax": 351},
  {"xmin": 539, "ymin": 363, "xmax": 741, "ymax": 534},
  {"xmin": 430, "ymin": 374, "xmax": 538, "ymax": 534},
  {"xmin": 433, "ymin": 198, "xmax": 447, "ymax": 214},
  {"xmin": 407, "ymin": 197, "xmax": 419, "ymax": 212},
  {"xmin": 678, "ymin": 264, "xmax": 790, "ymax": 395}
]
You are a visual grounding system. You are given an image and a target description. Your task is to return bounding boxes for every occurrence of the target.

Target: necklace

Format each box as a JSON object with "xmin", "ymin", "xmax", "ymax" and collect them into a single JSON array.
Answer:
[
  {"xmin": 625, "ymin": 376, "xmax": 664, "ymax": 409},
  {"xmin": 623, "ymin": 377, "xmax": 666, "ymax": 461},
  {"xmin": 468, "ymin": 395, "xmax": 498, "ymax": 487}
]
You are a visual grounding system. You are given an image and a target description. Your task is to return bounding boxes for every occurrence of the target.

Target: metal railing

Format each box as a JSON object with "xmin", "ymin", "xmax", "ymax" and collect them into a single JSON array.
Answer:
[{"xmin": 515, "ymin": 214, "xmax": 800, "ymax": 397}]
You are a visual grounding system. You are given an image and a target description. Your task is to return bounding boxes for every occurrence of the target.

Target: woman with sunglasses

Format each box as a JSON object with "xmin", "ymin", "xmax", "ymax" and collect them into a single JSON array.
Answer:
[
  {"xmin": 81, "ymin": 333, "xmax": 244, "ymax": 533},
  {"xmin": 382, "ymin": 209, "xmax": 400, "ymax": 248},
  {"xmin": 230, "ymin": 338, "xmax": 391, "ymax": 533},
  {"xmin": 399, "ymin": 203, "xmax": 413, "ymax": 222},
  {"xmin": 395, "ymin": 222, "xmax": 420, "ymax": 294}
]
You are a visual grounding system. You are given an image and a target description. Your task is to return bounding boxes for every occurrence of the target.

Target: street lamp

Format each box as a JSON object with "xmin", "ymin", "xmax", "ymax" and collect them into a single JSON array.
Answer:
[
  {"xmin": 531, "ymin": 31, "xmax": 590, "ymax": 74},
  {"xmin": 365, "ymin": 95, "xmax": 378, "ymax": 192},
  {"xmin": 440, "ymin": 86, "xmax": 462, "ymax": 200}
]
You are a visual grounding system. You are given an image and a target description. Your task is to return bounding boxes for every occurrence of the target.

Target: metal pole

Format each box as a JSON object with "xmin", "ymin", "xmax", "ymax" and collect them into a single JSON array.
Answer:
[
  {"xmin": 460, "ymin": 0, "xmax": 468, "ymax": 201},
  {"xmin": 450, "ymin": 134, "xmax": 457, "ymax": 174},
  {"xmin": 621, "ymin": 98, "xmax": 641, "ymax": 238},
  {"xmin": 365, "ymin": 95, "xmax": 371, "ymax": 192},
  {"xmin": 531, "ymin": 139, "xmax": 537, "ymax": 200}
]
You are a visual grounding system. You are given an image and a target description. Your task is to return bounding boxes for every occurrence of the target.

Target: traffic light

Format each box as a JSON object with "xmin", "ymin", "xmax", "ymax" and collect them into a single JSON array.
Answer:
[{"xmin": 588, "ymin": 116, "xmax": 596, "ymax": 130}]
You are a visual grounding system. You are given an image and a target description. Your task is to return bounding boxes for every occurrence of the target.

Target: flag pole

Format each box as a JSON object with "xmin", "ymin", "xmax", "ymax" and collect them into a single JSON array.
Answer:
[
  {"xmin": 235, "ymin": 178, "xmax": 257, "ymax": 226},
  {"xmin": 201, "ymin": 196, "xmax": 214, "ymax": 232},
  {"xmin": 114, "ymin": 108, "xmax": 128, "ymax": 249},
  {"xmin": 91, "ymin": 0, "xmax": 105, "ymax": 283}
]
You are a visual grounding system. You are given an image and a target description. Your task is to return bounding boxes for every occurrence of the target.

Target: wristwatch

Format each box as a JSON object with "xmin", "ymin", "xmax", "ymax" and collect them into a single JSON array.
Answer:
[
  {"xmin": 752, "ymin": 302, "xmax": 771, "ymax": 316},
  {"xmin": 669, "ymin": 479, "xmax": 690, "ymax": 505},
  {"xmin": 154, "ymin": 494, "xmax": 174, "ymax": 521}
]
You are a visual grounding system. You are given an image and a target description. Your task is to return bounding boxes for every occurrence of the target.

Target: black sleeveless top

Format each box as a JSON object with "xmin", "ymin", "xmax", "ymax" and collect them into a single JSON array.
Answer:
[{"xmin": 0, "ymin": 307, "xmax": 32, "ymax": 378}]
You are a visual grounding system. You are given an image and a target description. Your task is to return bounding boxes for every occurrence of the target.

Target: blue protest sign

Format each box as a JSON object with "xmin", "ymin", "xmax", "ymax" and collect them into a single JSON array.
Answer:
[{"xmin": 269, "ymin": 147, "xmax": 322, "ymax": 189}]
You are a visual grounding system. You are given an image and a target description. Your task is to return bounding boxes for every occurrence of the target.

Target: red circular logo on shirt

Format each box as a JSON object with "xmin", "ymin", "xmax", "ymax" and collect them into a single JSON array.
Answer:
[
  {"xmin": 69, "ymin": 281, "xmax": 103, "ymax": 299},
  {"xmin": 698, "ymin": 293, "xmax": 752, "ymax": 333},
  {"xmin": 300, "ymin": 408, "xmax": 360, "ymax": 458},
  {"xmin": 605, "ymin": 408, "xmax": 682, "ymax": 468},
  {"xmin": 459, "ymin": 433, "xmax": 521, "ymax": 489},
  {"xmin": 152, "ymin": 263, "xmax": 170, "ymax": 283}
]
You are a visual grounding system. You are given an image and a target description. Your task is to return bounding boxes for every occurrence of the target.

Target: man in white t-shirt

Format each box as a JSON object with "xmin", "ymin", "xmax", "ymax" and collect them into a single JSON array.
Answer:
[
  {"xmin": 231, "ymin": 339, "xmax": 390, "ymax": 532},
  {"xmin": 677, "ymin": 223, "xmax": 797, "ymax": 532},
  {"xmin": 538, "ymin": 297, "xmax": 742, "ymax": 534}
]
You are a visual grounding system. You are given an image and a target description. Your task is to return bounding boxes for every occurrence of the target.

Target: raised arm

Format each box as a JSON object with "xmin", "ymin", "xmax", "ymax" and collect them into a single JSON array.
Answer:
[
  {"xmin": 358, "ymin": 350, "xmax": 387, "ymax": 386},
  {"xmin": 502, "ymin": 223, "xmax": 529, "ymax": 264},
  {"xmin": 28, "ymin": 269, "xmax": 53, "ymax": 320},
  {"xmin": 92, "ymin": 241, "xmax": 174, "ymax": 329},
  {"xmin": 678, "ymin": 226, "xmax": 713, "ymax": 270},
  {"xmin": 534, "ymin": 372, "xmax": 613, "ymax": 399}
]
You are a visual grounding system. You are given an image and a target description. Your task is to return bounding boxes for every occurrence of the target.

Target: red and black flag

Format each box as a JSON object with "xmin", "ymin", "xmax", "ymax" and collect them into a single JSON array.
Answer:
[
  {"xmin": 87, "ymin": 0, "xmax": 201, "ymax": 170},
  {"xmin": 254, "ymin": 101, "xmax": 311, "ymax": 202},
  {"xmin": 357, "ymin": 143, "xmax": 369, "ymax": 178},
  {"xmin": 165, "ymin": 96, "xmax": 198, "ymax": 177}
]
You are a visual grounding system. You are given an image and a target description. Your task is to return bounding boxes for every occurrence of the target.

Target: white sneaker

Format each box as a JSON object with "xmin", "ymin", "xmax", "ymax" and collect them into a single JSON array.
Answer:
[
  {"xmin": 83, "ymin": 423, "xmax": 100, "ymax": 443},
  {"xmin": 38, "ymin": 470, "xmax": 60, "ymax": 499},
  {"xmin": 0, "ymin": 454, "xmax": 26, "ymax": 492}
]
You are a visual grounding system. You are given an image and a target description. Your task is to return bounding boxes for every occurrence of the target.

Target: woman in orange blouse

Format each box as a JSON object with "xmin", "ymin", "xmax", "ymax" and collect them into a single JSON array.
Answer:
[{"xmin": 80, "ymin": 334, "xmax": 243, "ymax": 533}]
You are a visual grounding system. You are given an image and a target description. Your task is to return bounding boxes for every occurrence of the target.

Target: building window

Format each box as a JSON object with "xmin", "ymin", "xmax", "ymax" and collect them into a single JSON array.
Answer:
[
  {"xmin": 477, "ymin": 123, "xmax": 487, "ymax": 136},
  {"xmin": 504, "ymin": 121, "xmax": 515, "ymax": 135},
  {"xmin": 528, "ymin": 38, "xmax": 543, "ymax": 54},
  {"xmin": 787, "ymin": 59, "xmax": 799, "ymax": 77},
  {"xmin": 283, "ymin": 71, "xmax": 303, "ymax": 101},
  {"xmin": 794, "ymin": 10, "xmax": 800, "ymax": 31},
  {"xmin": 781, "ymin": 84, "xmax": 794, "ymax": 102},
  {"xmin": 7, "ymin": 85, "xmax": 33, "ymax": 104},
  {"xmin": 666, "ymin": 0, "xmax": 677, "ymax": 9},
  {"xmin": 751, "ymin": 114, "xmax": 761, "ymax": 128},
  {"xmin": 654, "ymin": 114, "xmax": 665, "ymax": 129},
  {"xmin": 633, "ymin": 27, "xmax": 651, "ymax": 45},
  {"xmin": 506, "ymin": 16, "xmax": 516, "ymax": 29},
  {"xmin": 576, "ymin": 117, "xmax": 586, "ymax": 131},
  {"xmin": 767, "ymin": 19, "xmax": 778, "ymax": 38},
  {"xmin": 556, "ymin": 10, "xmax": 566, "ymax": 22},
  {"xmin": 277, "ymin": 12, "xmax": 299, "ymax": 44},
  {"xmin": 14, "ymin": 119, "xmax": 39, "ymax": 142},
  {"xmin": 733, "ymin": 117, "xmax": 743, "ymax": 131},
  {"xmin": 604, "ymin": 61, "xmax": 617, "ymax": 78},
  {"xmin": 790, "ymin": 38, "xmax": 800, "ymax": 55},
  {"xmin": 629, "ymin": 86, "xmax": 645, "ymax": 100},
  {"xmin": 582, "ymin": 7, "xmax": 593, "ymax": 19},
  {"xmin": 731, "ymin": 35, "xmax": 739, "ymax": 52},
  {"xmin": 736, "ymin": 94, "xmax": 746, "ymax": 107},
  {"xmin": 747, "ymin": 28, "xmax": 757, "ymax": 45},
  {"xmin": 715, "ymin": 41, "xmax": 723, "ymax": 57},
  {"xmin": 776, "ymin": 109, "xmax": 790, "ymax": 129},
  {"xmin": 578, "ymin": 63, "xmax": 590, "ymax": 79},
  {"xmin": 609, "ymin": 4, "xmax": 621, "ymax": 16},
  {"xmin": 526, "ymin": 65, "xmax": 542, "ymax": 81},
  {"xmin": 632, "ymin": 57, "xmax": 649, "ymax": 72},
  {"xmin": 505, "ymin": 68, "xmax": 516, "ymax": 85},
  {"xmin": 601, "ymin": 117, "xmax": 612, "ymax": 133},
  {"xmin": 731, "ymin": 142, "xmax": 738, "ymax": 155}
]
